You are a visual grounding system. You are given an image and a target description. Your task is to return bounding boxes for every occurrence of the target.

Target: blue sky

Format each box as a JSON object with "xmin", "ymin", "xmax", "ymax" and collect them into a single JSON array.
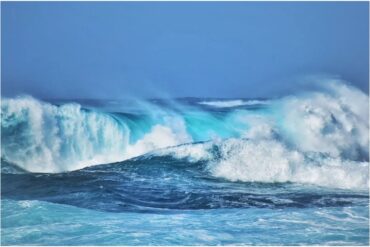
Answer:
[{"xmin": 2, "ymin": 2, "xmax": 369, "ymax": 99}]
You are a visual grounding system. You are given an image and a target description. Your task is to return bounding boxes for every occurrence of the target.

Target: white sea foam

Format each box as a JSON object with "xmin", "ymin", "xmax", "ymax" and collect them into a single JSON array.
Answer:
[
  {"xmin": 209, "ymin": 139, "xmax": 369, "ymax": 190},
  {"xmin": 276, "ymin": 80, "xmax": 369, "ymax": 161},
  {"xmin": 125, "ymin": 118, "xmax": 192, "ymax": 159},
  {"xmin": 156, "ymin": 138, "xmax": 369, "ymax": 190},
  {"xmin": 1, "ymin": 97, "xmax": 129, "ymax": 172},
  {"xmin": 198, "ymin": 99, "xmax": 269, "ymax": 108},
  {"xmin": 154, "ymin": 79, "xmax": 369, "ymax": 190}
]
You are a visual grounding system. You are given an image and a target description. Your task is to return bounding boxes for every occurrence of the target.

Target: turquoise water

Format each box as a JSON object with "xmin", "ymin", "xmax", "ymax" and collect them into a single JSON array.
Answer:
[{"xmin": 2, "ymin": 199, "xmax": 368, "ymax": 245}]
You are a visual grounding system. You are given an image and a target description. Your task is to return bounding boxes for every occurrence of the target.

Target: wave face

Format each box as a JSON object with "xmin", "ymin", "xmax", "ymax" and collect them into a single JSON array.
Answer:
[
  {"xmin": 1, "ymin": 97, "xmax": 130, "ymax": 172},
  {"xmin": 1, "ymin": 79, "xmax": 369, "ymax": 190}
]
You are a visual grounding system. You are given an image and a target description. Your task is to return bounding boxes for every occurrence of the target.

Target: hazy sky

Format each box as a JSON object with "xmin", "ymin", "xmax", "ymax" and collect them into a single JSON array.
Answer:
[{"xmin": 2, "ymin": 2, "xmax": 369, "ymax": 99}]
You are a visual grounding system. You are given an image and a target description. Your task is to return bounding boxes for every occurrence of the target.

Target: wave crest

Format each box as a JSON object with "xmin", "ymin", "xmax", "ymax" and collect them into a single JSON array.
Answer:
[
  {"xmin": 198, "ymin": 99, "xmax": 269, "ymax": 108},
  {"xmin": 1, "ymin": 97, "xmax": 129, "ymax": 172},
  {"xmin": 1, "ymin": 97, "xmax": 192, "ymax": 173},
  {"xmin": 154, "ymin": 138, "xmax": 368, "ymax": 190}
]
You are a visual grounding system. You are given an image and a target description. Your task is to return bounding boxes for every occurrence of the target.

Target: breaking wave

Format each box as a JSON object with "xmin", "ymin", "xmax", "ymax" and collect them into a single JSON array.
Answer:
[
  {"xmin": 1, "ymin": 97, "xmax": 129, "ymax": 172},
  {"xmin": 154, "ymin": 139, "xmax": 369, "ymax": 190},
  {"xmin": 1, "ymin": 79, "xmax": 369, "ymax": 189}
]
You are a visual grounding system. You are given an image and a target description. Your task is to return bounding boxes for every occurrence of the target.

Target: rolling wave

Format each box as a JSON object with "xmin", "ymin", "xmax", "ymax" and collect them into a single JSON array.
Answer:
[
  {"xmin": 153, "ymin": 139, "xmax": 369, "ymax": 190},
  {"xmin": 1, "ymin": 97, "xmax": 191, "ymax": 172},
  {"xmin": 1, "ymin": 97, "xmax": 129, "ymax": 172},
  {"xmin": 1, "ymin": 79, "xmax": 369, "ymax": 189}
]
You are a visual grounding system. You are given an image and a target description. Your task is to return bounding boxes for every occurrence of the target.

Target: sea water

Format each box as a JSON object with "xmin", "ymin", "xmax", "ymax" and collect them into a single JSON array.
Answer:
[{"xmin": 1, "ymin": 80, "xmax": 369, "ymax": 245}]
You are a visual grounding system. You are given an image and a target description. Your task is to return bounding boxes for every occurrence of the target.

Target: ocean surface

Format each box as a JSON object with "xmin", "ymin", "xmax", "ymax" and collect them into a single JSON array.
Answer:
[{"xmin": 1, "ymin": 80, "xmax": 369, "ymax": 245}]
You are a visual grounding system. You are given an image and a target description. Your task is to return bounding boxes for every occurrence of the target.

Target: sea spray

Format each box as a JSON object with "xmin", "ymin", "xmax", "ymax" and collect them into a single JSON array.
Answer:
[{"xmin": 1, "ymin": 79, "xmax": 368, "ymax": 190}]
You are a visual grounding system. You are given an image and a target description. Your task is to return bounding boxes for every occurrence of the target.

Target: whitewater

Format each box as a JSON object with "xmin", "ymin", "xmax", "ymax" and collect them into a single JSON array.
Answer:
[{"xmin": 1, "ymin": 79, "xmax": 369, "ymax": 245}]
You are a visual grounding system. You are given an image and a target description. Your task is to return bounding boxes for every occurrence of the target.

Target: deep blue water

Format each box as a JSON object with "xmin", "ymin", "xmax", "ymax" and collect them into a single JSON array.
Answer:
[{"xmin": 1, "ymin": 81, "xmax": 369, "ymax": 245}]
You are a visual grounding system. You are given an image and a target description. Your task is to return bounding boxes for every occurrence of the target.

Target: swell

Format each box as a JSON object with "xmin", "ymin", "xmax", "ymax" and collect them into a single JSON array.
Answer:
[
  {"xmin": 1, "ymin": 79, "xmax": 369, "ymax": 189},
  {"xmin": 2, "ymin": 156, "xmax": 368, "ymax": 212}
]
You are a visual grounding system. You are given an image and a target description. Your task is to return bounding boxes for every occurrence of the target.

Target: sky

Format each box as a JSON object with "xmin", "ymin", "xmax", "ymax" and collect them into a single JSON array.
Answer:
[{"xmin": 1, "ymin": 1, "xmax": 369, "ymax": 99}]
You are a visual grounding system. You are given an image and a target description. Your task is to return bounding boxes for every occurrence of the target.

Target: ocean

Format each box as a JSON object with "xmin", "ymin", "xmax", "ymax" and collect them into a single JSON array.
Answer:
[{"xmin": 1, "ymin": 80, "xmax": 369, "ymax": 245}]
